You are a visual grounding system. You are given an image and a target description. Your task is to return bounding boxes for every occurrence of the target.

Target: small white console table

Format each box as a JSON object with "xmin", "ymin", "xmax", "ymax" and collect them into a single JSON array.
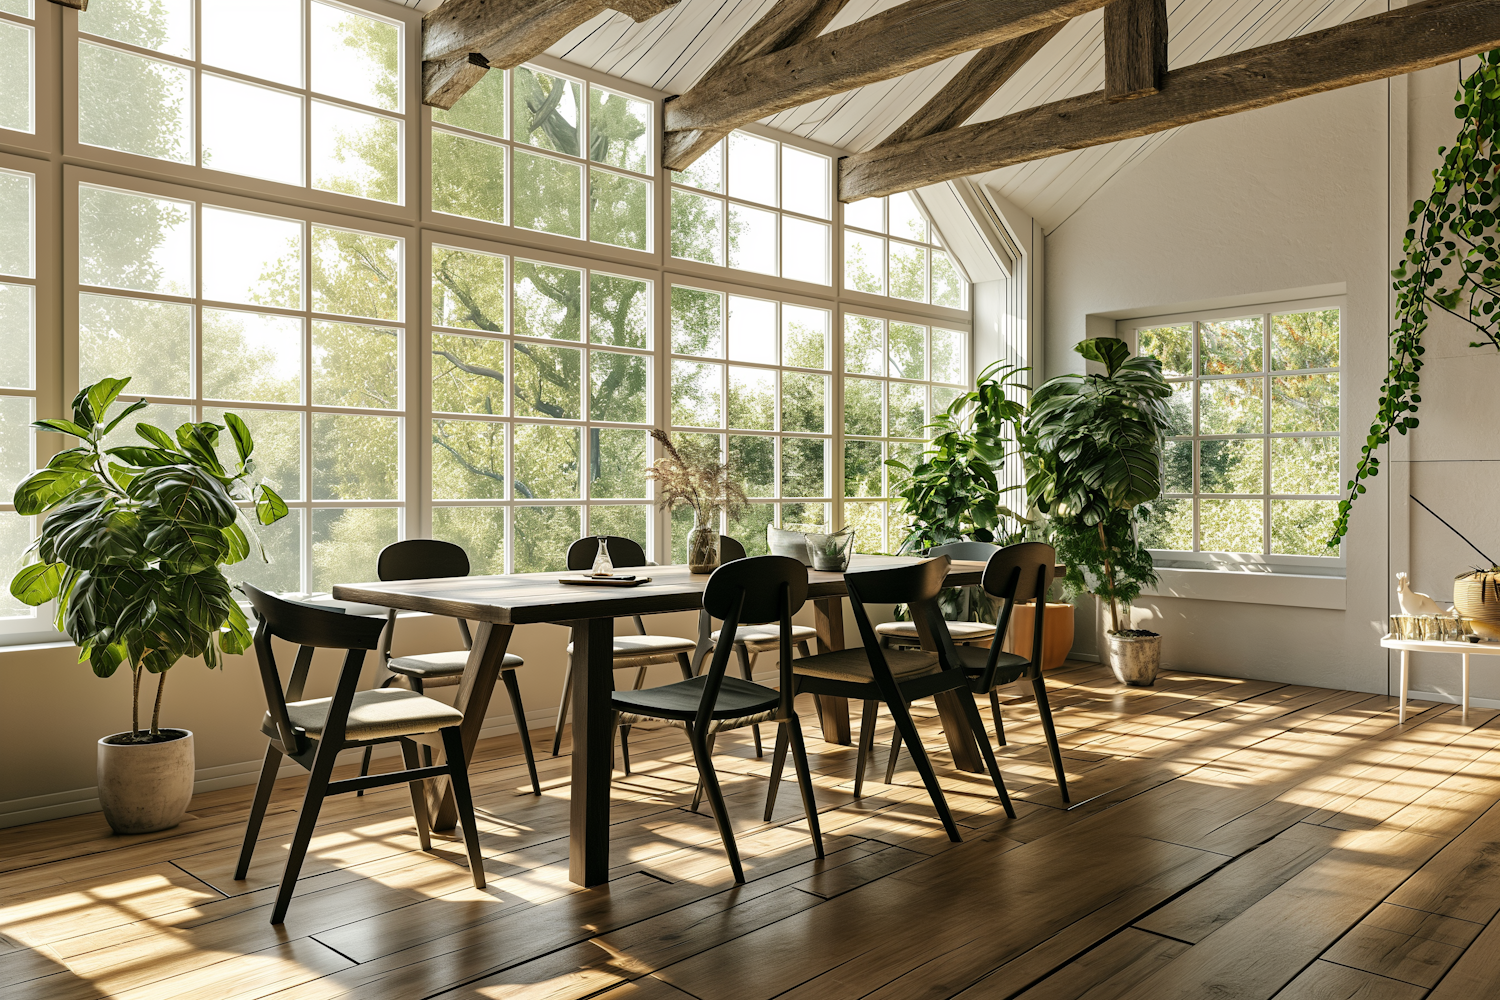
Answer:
[{"xmin": 1381, "ymin": 634, "xmax": 1500, "ymax": 723}]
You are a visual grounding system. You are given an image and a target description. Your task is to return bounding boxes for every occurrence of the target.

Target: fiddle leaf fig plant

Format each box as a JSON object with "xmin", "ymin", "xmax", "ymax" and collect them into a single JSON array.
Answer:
[{"xmin": 8, "ymin": 377, "xmax": 288, "ymax": 742}]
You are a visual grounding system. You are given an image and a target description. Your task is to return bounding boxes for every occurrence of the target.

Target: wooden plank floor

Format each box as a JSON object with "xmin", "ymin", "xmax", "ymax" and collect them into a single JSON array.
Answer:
[{"xmin": 8, "ymin": 661, "xmax": 1500, "ymax": 999}]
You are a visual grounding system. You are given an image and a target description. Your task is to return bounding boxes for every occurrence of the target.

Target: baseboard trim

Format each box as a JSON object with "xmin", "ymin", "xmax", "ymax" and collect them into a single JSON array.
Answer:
[{"xmin": 1406, "ymin": 688, "xmax": 1500, "ymax": 711}]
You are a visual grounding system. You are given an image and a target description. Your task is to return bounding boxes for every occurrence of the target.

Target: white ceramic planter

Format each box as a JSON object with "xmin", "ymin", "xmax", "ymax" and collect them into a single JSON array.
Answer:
[
  {"xmin": 1106, "ymin": 633, "xmax": 1162, "ymax": 687},
  {"xmin": 97, "ymin": 729, "xmax": 195, "ymax": 834}
]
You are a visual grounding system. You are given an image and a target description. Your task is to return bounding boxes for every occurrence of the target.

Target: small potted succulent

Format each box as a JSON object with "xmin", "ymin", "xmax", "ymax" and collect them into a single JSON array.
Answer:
[{"xmin": 9, "ymin": 378, "xmax": 287, "ymax": 833}]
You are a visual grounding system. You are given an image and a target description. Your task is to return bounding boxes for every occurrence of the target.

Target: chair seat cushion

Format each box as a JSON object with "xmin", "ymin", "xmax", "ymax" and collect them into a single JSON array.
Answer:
[
  {"xmin": 875, "ymin": 620, "xmax": 996, "ymax": 641},
  {"xmin": 389, "ymin": 649, "xmax": 525, "ymax": 677},
  {"xmin": 262, "ymin": 688, "xmax": 463, "ymax": 743},
  {"xmin": 611, "ymin": 674, "xmax": 780, "ymax": 722},
  {"xmin": 710, "ymin": 624, "xmax": 818, "ymax": 647},
  {"xmin": 567, "ymin": 634, "xmax": 697, "ymax": 669},
  {"xmin": 791, "ymin": 647, "xmax": 940, "ymax": 683},
  {"xmin": 954, "ymin": 644, "xmax": 1031, "ymax": 684}
]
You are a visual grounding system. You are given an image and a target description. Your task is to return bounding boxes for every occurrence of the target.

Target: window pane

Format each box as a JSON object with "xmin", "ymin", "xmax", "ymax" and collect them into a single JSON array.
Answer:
[
  {"xmin": 588, "ymin": 274, "xmax": 648, "ymax": 348},
  {"xmin": 728, "ymin": 132, "xmax": 777, "ymax": 207},
  {"xmin": 889, "ymin": 382, "xmax": 926, "ymax": 439},
  {"xmin": 888, "ymin": 441, "xmax": 922, "ymax": 495},
  {"xmin": 432, "ymin": 246, "xmax": 505, "ymax": 332},
  {"xmin": 590, "ymin": 351, "xmax": 647, "ymax": 423},
  {"xmin": 0, "ymin": 395, "xmax": 32, "ymax": 496},
  {"xmin": 0, "ymin": 170, "xmax": 31, "ymax": 278},
  {"xmin": 433, "ymin": 332, "xmax": 505, "ymax": 415},
  {"xmin": 229, "ymin": 507, "xmax": 301, "ymax": 594},
  {"xmin": 0, "ymin": 284, "xmax": 33, "ymax": 389},
  {"xmin": 311, "ymin": 226, "xmax": 400, "ymax": 321},
  {"xmin": 781, "ymin": 372, "xmax": 826, "ymax": 434},
  {"xmin": 311, "ymin": 2, "xmax": 399, "ymax": 111},
  {"xmin": 431, "ymin": 68, "xmax": 504, "ymax": 138},
  {"xmin": 1272, "ymin": 500, "xmax": 1338, "ymax": 556},
  {"xmin": 781, "ymin": 146, "xmax": 828, "ymax": 219},
  {"xmin": 728, "ymin": 203, "xmax": 777, "ymax": 275},
  {"xmin": 512, "ymin": 68, "xmax": 582, "ymax": 156},
  {"xmin": 201, "ymin": 75, "xmax": 303, "ymax": 186},
  {"xmin": 513, "ymin": 505, "xmax": 580, "ymax": 572},
  {"xmin": 1200, "ymin": 499, "xmax": 1262, "ymax": 554},
  {"xmin": 203, "ymin": 0, "xmax": 301, "ymax": 87},
  {"xmin": 1271, "ymin": 374, "xmax": 1339, "ymax": 433},
  {"xmin": 1272, "ymin": 437, "xmax": 1338, "ymax": 495},
  {"xmin": 1162, "ymin": 439, "xmax": 1192, "ymax": 493},
  {"xmin": 932, "ymin": 253, "xmax": 963, "ymax": 309},
  {"xmin": 781, "ymin": 438, "xmax": 827, "ymax": 498},
  {"xmin": 727, "ymin": 295, "xmax": 776, "ymax": 364},
  {"xmin": 1200, "ymin": 317, "xmax": 1263, "ymax": 375},
  {"xmin": 783, "ymin": 305, "xmax": 827, "ymax": 370},
  {"xmin": 843, "ymin": 315, "xmax": 883, "ymax": 375},
  {"xmin": 78, "ymin": 41, "xmax": 192, "ymax": 163},
  {"xmin": 433, "ymin": 506, "xmax": 505, "ymax": 576},
  {"xmin": 844, "ymin": 232, "xmax": 883, "ymax": 294},
  {"xmin": 729, "ymin": 503, "xmax": 773, "ymax": 555},
  {"xmin": 203, "ymin": 207, "xmax": 302, "ymax": 308},
  {"xmin": 79, "ymin": 187, "xmax": 192, "ymax": 295},
  {"xmin": 782, "ymin": 501, "xmax": 827, "ymax": 531},
  {"xmin": 889, "ymin": 242, "xmax": 927, "ymax": 302},
  {"xmin": 512, "ymin": 343, "xmax": 581, "ymax": 419},
  {"xmin": 1198, "ymin": 439, "xmax": 1262, "ymax": 495},
  {"xmin": 846, "ymin": 501, "xmax": 884, "ymax": 554},
  {"xmin": 79, "ymin": 293, "xmax": 191, "ymax": 398},
  {"xmin": 671, "ymin": 286, "xmax": 721, "ymax": 357},
  {"xmin": 432, "ymin": 418, "xmax": 505, "ymax": 500},
  {"xmin": 888, "ymin": 322, "xmax": 925, "ymax": 379},
  {"xmin": 432, "ymin": 131, "xmax": 506, "ymax": 225},
  {"xmin": 672, "ymin": 360, "xmax": 721, "ymax": 427},
  {"xmin": 843, "ymin": 377, "xmax": 882, "ymax": 436},
  {"xmin": 79, "ymin": 0, "xmax": 192, "ymax": 58},
  {"xmin": 1273, "ymin": 309, "xmax": 1339, "ymax": 370},
  {"xmin": 1199, "ymin": 377, "xmax": 1263, "ymax": 435},
  {"xmin": 844, "ymin": 197, "xmax": 883, "ymax": 233},
  {"xmin": 782, "ymin": 216, "xmax": 829, "ymax": 286},
  {"xmin": 514, "ymin": 424, "xmax": 580, "ymax": 499},
  {"xmin": 203, "ymin": 308, "xmax": 302, "ymax": 403},
  {"xmin": 514, "ymin": 260, "xmax": 581, "ymax": 341},
  {"xmin": 672, "ymin": 140, "xmax": 722, "ymax": 192},
  {"xmin": 1139, "ymin": 324, "xmax": 1192, "ymax": 377},
  {"xmin": 313, "ymin": 321, "xmax": 397, "ymax": 409},
  {"xmin": 889, "ymin": 193, "xmax": 927, "ymax": 242},
  {"xmin": 312, "ymin": 414, "xmax": 399, "ymax": 500},
  {"xmin": 513, "ymin": 150, "xmax": 582, "ymax": 238},
  {"xmin": 844, "ymin": 439, "xmax": 883, "ymax": 498},
  {"xmin": 591, "ymin": 428, "xmax": 647, "ymax": 499},
  {"xmin": 311, "ymin": 508, "xmax": 398, "ymax": 593},
  {"xmin": 204, "ymin": 405, "xmax": 300, "ymax": 500},
  {"xmin": 590, "ymin": 169, "xmax": 648, "ymax": 251},
  {"xmin": 0, "ymin": 1, "xmax": 27, "ymax": 17},
  {"xmin": 728, "ymin": 367, "xmax": 774, "ymax": 431},
  {"xmin": 932, "ymin": 385, "xmax": 960, "ymax": 415},
  {"xmin": 931, "ymin": 328, "xmax": 962, "ymax": 384},
  {"xmin": 1141, "ymin": 498, "xmax": 1193, "ymax": 552},
  {"xmin": 312, "ymin": 102, "xmax": 400, "ymax": 204},
  {"xmin": 589, "ymin": 88, "xmax": 649, "ymax": 173},
  {"xmin": 671, "ymin": 190, "xmax": 723, "ymax": 265},
  {"xmin": 1165, "ymin": 381, "xmax": 1193, "ymax": 435},
  {"xmin": 589, "ymin": 505, "xmax": 647, "ymax": 546},
  {"xmin": 729, "ymin": 434, "xmax": 774, "ymax": 498},
  {"xmin": 0, "ymin": 21, "xmax": 32, "ymax": 134}
]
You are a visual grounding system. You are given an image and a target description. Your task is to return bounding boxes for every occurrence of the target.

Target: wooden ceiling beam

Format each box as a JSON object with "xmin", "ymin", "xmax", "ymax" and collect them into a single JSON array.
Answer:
[
  {"xmin": 662, "ymin": 0, "xmax": 1112, "ymax": 172},
  {"xmin": 840, "ymin": 0, "xmax": 1500, "ymax": 201},
  {"xmin": 422, "ymin": 0, "xmax": 680, "ymax": 109},
  {"xmin": 1104, "ymin": 0, "xmax": 1168, "ymax": 101}
]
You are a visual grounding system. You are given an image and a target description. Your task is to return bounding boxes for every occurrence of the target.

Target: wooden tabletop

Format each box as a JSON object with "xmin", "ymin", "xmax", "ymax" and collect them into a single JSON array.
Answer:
[{"xmin": 332, "ymin": 553, "xmax": 988, "ymax": 624}]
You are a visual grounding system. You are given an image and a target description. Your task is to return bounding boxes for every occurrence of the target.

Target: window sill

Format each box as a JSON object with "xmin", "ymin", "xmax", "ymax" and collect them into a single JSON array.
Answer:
[{"xmin": 1140, "ymin": 567, "xmax": 1346, "ymax": 610}]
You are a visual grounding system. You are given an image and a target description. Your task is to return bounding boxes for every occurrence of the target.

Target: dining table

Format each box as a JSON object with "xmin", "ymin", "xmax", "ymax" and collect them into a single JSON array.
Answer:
[{"xmin": 333, "ymin": 552, "xmax": 988, "ymax": 886}]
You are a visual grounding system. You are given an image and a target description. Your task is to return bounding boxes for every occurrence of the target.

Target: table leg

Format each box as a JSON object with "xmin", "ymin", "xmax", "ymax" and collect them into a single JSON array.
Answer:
[
  {"xmin": 812, "ymin": 597, "xmax": 851, "ymax": 745},
  {"xmin": 570, "ymin": 617, "xmax": 615, "ymax": 886},
  {"xmin": 1463, "ymin": 652, "xmax": 1471, "ymax": 724},
  {"xmin": 427, "ymin": 621, "xmax": 513, "ymax": 830},
  {"xmin": 933, "ymin": 691, "xmax": 986, "ymax": 773},
  {"xmin": 690, "ymin": 608, "xmax": 713, "ymax": 676},
  {"xmin": 1399, "ymin": 649, "xmax": 1410, "ymax": 724}
]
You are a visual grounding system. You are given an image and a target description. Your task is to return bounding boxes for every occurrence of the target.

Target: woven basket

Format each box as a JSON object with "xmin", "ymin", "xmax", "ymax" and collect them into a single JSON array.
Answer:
[{"xmin": 1454, "ymin": 570, "xmax": 1500, "ymax": 639}]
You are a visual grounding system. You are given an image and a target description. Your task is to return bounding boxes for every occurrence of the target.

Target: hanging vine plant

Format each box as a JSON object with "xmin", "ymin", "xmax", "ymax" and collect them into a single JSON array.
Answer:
[{"xmin": 1331, "ymin": 50, "xmax": 1500, "ymax": 548}]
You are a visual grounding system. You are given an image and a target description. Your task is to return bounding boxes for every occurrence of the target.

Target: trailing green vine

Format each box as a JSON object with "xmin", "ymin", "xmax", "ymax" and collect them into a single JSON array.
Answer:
[{"xmin": 1331, "ymin": 51, "xmax": 1500, "ymax": 548}]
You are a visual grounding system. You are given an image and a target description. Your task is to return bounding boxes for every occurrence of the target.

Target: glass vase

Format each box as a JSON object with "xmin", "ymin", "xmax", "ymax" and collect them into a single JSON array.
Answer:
[{"xmin": 687, "ymin": 511, "xmax": 719, "ymax": 574}]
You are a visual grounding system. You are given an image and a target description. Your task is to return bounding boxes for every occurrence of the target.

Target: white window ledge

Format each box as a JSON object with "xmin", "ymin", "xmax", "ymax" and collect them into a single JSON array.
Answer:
[{"xmin": 1141, "ymin": 567, "xmax": 1346, "ymax": 610}]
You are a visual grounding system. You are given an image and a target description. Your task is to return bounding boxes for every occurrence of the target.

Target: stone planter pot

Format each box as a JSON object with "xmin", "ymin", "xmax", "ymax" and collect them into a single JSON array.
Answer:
[
  {"xmin": 1003, "ymin": 601, "xmax": 1075, "ymax": 670},
  {"xmin": 1106, "ymin": 633, "xmax": 1161, "ymax": 687},
  {"xmin": 97, "ymin": 729, "xmax": 194, "ymax": 835}
]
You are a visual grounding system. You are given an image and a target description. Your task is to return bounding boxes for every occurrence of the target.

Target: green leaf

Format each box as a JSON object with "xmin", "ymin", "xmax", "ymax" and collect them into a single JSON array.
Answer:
[
  {"xmin": 175, "ymin": 423, "xmax": 227, "ymax": 477},
  {"xmin": 135, "ymin": 422, "xmax": 180, "ymax": 452},
  {"xmin": 101, "ymin": 398, "xmax": 150, "ymax": 436},
  {"xmin": 34, "ymin": 418, "xmax": 95, "ymax": 439},
  {"xmin": 107, "ymin": 463, "xmax": 139, "ymax": 491},
  {"xmin": 256, "ymin": 484, "xmax": 289, "ymax": 525},
  {"xmin": 9, "ymin": 561, "xmax": 63, "ymax": 605},
  {"xmin": 222, "ymin": 412, "xmax": 254, "ymax": 468},
  {"xmin": 86, "ymin": 378, "xmax": 132, "ymax": 425},
  {"xmin": 1073, "ymin": 337, "xmax": 1131, "ymax": 376},
  {"xmin": 222, "ymin": 521, "xmax": 250, "ymax": 564},
  {"xmin": 13, "ymin": 468, "xmax": 94, "ymax": 515}
]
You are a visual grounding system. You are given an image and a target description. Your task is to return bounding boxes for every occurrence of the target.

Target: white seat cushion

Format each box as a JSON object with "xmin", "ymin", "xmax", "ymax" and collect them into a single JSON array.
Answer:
[
  {"xmin": 567, "ymin": 634, "xmax": 697, "ymax": 669},
  {"xmin": 263, "ymin": 688, "xmax": 463, "ymax": 743},
  {"xmin": 876, "ymin": 620, "xmax": 996, "ymax": 641},
  {"xmin": 389, "ymin": 649, "xmax": 525, "ymax": 677},
  {"xmin": 711, "ymin": 625, "xmax": 818, "ymax": 648}
]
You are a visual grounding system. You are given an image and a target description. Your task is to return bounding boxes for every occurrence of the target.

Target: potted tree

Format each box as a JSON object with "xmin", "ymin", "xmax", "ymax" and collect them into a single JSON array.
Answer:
[
  {"xmin": 1023, "ymin": 338, "xmax": 1173, "ymax": 685},
  {"xmin": 9, "ymin": 378, "xmax": 288, "ymax": 833}
]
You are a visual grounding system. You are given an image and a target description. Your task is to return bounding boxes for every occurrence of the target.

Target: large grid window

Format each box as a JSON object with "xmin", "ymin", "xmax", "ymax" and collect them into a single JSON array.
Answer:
[
  {"xmin": 431, "ymin": 65, "xmax": 654, "ymax": 252},
  {"xmin": 670, "ymin": 131, "xmax": 833, "ymax": 286},
  {"xmin": 0, "ymin": 0, "xmax": 34, "ymax": 136},
  {"xmin": 1132, "ymin": 304, "xmax": 1341, "ymax": 561},
  {"xmin": 74, "ymin": 179, "xmax": 408, "ymax": 594},
  {"xmin": 844, "ymin": 191, "xmax": 966, "ymax": 308},
  {"xmin": 0, "ymin": 165, "xmax": 36, "ymax": 631},
  {"xmin": 428, "ymin": 242, "xmax": 654, "ymax": 573},
  {"xmin": 841, "ymin": 311, "xmax": 968, "ymax": 554},
  {"xmin": 76, "ymin": 0, "xmax": 404, "ymax": 204}
]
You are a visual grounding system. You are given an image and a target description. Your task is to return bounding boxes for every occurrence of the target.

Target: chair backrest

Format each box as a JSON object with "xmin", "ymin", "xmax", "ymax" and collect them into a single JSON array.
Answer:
[
  {"xmin": 929, "ymin": 540, "xmax": 1001, "ymax": 563},
  {"xmin": 719, "ymin": 534, "xmax": 747, "ymax": 563},
  {"xmin": 379, "ymin": 539, "xmax": 470, "ymax": 581},
  {"xmin": 843, "ymin": 557, "xmax": 966, "ymax": 684},
  {"xmin": 567, "ymin": 535, "xmax": 648, "ymax": 570},
  {"xmin": 697, "ymin": 555, "xmax": 809, "ymax": 728},
  {"xmin": 975, "ymin": 541, "xmax": 1057, "ymax": 686}
]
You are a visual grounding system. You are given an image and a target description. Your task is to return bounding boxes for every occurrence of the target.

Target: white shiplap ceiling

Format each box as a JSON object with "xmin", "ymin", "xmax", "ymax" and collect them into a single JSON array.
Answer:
[{"xmin": 413, "ymin": 0, "xmax": 1387, "ymax": 231}]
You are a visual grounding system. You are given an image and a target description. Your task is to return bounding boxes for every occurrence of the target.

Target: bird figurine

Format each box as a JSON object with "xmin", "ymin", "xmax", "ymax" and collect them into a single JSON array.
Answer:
[{"xmin": 1396, "ymin": 572, "xmax": 1447, "ymax": 617}]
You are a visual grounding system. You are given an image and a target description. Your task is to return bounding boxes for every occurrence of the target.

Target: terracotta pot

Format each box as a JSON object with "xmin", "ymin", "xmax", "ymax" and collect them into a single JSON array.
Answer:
[
  {"xmin": 1454, "ymin": 571, "xmax": 1500, "ymax": 639},
  {"xmin": 97, "ymin": 729, "xmax": 194, "ymax": 835},
  {"xmin": 1003, "ymin": 601, "xmax": 1075, "ymax": 670}
]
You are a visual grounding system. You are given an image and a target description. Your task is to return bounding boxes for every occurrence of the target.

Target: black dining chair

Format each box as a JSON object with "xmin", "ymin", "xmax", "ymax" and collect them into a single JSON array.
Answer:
[
  {"xmin": 358, "ymin": 539, "xmax": 541, "ymax": 797},
  {"xmin": 766, "ymin": 556, "xmax": 1015, "ymax": 840},
  {"xmin": 611, "ymin": 555, "xmax": 824, "ymax": 882},
  {"xmin": 551, "ymin": 536, "xmax": 698, "ymax": 757},
  {"xmin": 875, "ymin": 540, "xmax": 1000, "ymax": 649},
  {"xmin": 236, "ymin": 583, "xmax": 486, "ymax": 924}
]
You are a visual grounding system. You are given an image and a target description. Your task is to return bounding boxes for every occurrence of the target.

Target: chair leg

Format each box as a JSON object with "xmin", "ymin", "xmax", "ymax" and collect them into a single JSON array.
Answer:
[
  {"xmin": 690, "ymin": 732, "xmax": 718, "ymax": 813},
  {"xmin": 796, "ymin": 641, "xmax": 812, "ymax": 659},
  {"xmin": 440, "ymin": 725, "xmax": 487, "ymax": 890},
  {"xmin": 989, "ymin": 688, "xmax": 1008, "ymax": 747},
  {"xmin": 1032, "ymin": 674, "xmax": 1070, "ymax": 803},
  {"xmin": 786, "ymin": 716, "xmax": 824, "ymax": 859},
  {"xmin": 619, "ymin": 718, "xmax": 632, "ymax": 775},
  {"xmin": 501, "ymin": 669, "xmax": 541, "ymax": 796},
  {"xmin": 551, "ymin": 655, "xmax": 574, "ymax": 756},
  {"xmin": 234, "ymin": 743, "xmax": 283, "ymax": 880},
  {"xmin": 957, "ymin": 689, "xmax": 1016, "ymax": 819},
  {"xmin": 854, "ymin": 699, "xmax": 879, "ymax": 799},
  {"xmin": 888, "ymin": 697, "xmax": 961, "ymax": 842},
  {"xmin": 676, "ymin": 652, "xmax": 694, "ymax": 680},
  {"xmin": 884, "ymin": 717, "xmax": 903, "ymax": 784},
  {"xmin": 736, "ymin": 643, "xmax": 764, "ymax": 757},
  {"xmin": 687, "ymin": 724, "xmax": 743, "ymax": 883},
  {"xmin": 269, "ymin": 739, "xmax": 339, "ymax": 924},
  {"xmin": 763, "ymin": 723, "xmax": 790, "ymax": 821},
  {"xmin": 400, "ymin": 738, "xmax": 432, "ymax": 852}
]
